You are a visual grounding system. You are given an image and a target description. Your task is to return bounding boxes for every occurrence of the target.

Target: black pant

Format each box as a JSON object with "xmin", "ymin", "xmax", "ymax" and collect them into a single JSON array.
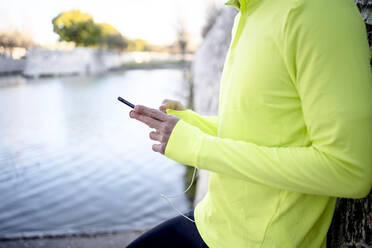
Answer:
[{"xmin": 127, "ymin": 211, "xmax": 208, "ymax": 248}]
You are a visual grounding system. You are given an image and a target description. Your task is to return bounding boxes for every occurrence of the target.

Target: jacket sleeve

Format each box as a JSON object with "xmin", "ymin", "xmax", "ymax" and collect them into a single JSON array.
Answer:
[
  {"xmin": 164, "ymin": 1, "xmax": 372, "ymax": 199},
  {"xmin": 166, "ymin": 109, "xmax": 218, "ymax": 136}
]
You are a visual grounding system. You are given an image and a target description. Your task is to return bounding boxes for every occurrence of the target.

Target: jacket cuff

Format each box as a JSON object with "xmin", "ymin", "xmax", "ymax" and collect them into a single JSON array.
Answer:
[
  {"xmin": 166, "ymin": 108, "xmax": 193, "ymax": 122},
  {"xmin": 164, "ymin": 119, "xmax": 204, "ymax": 167}
]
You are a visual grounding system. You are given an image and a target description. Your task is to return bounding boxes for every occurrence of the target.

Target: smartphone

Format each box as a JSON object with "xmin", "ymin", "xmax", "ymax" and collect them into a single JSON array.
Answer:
[{"xmin": 117, "ymin": 96, "xmax": 135, "ymax": 109}]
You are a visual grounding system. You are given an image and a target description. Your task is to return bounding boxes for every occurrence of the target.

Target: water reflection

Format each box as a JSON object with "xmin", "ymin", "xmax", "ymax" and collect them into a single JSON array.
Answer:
[{"xmin": 0, "ymin": 69, "xmax": 191, "ymax": 238}]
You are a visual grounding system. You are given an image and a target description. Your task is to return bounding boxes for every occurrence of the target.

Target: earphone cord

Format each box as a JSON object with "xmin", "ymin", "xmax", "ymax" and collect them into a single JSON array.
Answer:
[{"xmin": 160, "ymin": 167, "xmax": 197, "ymax": 223}]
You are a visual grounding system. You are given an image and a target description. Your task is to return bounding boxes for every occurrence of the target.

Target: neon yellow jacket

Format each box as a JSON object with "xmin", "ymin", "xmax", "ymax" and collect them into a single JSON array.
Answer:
[{"xmin": 164, "ymin": 0, "xmax": 372, "ymax": 247}]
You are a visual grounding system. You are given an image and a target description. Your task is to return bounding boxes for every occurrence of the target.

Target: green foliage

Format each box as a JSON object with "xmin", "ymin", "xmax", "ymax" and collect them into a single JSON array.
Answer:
[
  {"xmin": 52, "ymin": 10, "xmax": 101, "ymax": 46},
  {"xmin": 100, "ymin": 34, "xmax": 128, "ymax": 51},
  {"xmin": 127, "ymin": 39, "xmax": 150, "ymax": 51},
  {"xmin": 52, "ymin": 9, "xmax": 175, "ymax": 52},
  {"xmin": 98, "ymin": 23, "xmax": 119, "ymax": 36},
  {"xmin": 52, "ymin": 9, "xmax": 127, "ymax": 50}
]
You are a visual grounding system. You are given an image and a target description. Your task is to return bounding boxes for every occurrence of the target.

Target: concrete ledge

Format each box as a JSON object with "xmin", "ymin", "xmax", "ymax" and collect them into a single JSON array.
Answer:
[{"xmin": 0, "ymin": 231, "xmax": 145, "ymax": 248}]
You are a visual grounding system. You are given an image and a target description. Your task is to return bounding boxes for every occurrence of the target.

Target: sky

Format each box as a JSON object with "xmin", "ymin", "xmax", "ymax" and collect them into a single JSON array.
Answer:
[{"xmin": 0, "ymin": 0, "xmax": 226, "ymax": 46}]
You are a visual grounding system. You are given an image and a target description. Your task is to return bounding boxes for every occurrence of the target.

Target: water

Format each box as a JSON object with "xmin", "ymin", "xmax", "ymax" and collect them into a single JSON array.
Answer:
[{"xmin": 0, "ymin": 69, "xmax": 192, "ymax": 238}]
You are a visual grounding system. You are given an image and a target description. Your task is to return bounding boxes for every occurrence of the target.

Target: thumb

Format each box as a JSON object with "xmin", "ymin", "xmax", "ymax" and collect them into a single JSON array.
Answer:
[{"xmin": 159, "ymin": 104, "xmax": 167, "ymax": 113}]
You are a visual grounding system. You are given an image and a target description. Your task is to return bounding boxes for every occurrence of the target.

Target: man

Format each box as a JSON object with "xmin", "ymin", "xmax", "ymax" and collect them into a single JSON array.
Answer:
[{"xmin": 127, "ymin": 0, "xmax": 372, "ymax": 247}]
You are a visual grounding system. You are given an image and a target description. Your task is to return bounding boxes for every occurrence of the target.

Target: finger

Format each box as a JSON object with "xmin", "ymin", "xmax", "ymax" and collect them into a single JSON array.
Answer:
[
  {"xmin": 159, "ymin": 104, "xmax": 166, "ymax": 112},
  {"xmin": 134, "ymin": 105, "xmax": 167, "ymax": 121},
  {"xmin": 159, "ymin": 100, "xmax": 176, "ymax": 112},
  {"xmin": 149, "ymin": 131, "xmax": 162, "ymax": 142},
  {"xmin": 131, "ymin": 111, "xmax": 162, "ymax": 129},
  {"xmin": 152, "ymin": 143, "xmax": 162, "ymax": 153},
  {"xmin": 160, "ymin": 143, "xmax": 166, "ymax": 154},
  {"xmin": 161, "ymin": 99, "xmax": 171, "ymax": 105},
  {"xmin": 159, "ymin": 104, "xmax": 173, "ymax": 113}
]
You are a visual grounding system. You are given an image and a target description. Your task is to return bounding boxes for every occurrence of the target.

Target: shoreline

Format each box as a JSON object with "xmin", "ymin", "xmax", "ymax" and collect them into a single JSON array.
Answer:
[
  {"xmin": 0, "ymin": 231, "xmax": 145, "ymax": 248},
  {"xmin": 0, "ymin": 62, "xmax": 190, "ymax": 79}
]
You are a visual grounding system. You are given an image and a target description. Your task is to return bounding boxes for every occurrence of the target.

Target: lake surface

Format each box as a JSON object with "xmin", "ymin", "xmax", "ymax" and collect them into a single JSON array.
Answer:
[{"xmin": 0, "ymin": 69, "xmax": 192, "ymax": 238}]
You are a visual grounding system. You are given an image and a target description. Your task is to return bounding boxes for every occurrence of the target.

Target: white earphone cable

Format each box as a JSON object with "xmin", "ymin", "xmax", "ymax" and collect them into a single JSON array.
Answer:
[{"xmin": 160, "ymin": 167, "xmax": 197, "ymax": 223}]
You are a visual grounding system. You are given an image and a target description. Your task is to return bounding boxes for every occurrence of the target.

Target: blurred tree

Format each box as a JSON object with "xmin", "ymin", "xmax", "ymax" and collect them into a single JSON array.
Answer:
[
  {"xmin": 176, "ymin": 18, "xmax": 189, "ymax": 60},
  {"xmin": 98, "ymin": 23, "xmax": 120, "ymax": 36},
  {"xmin": 127, "ymin": 39, "xmax": 150, "ymax": 51},
  {"xmin": 97, "ymin": 23, "xmax": 128, "ymax": 51},
  {"xmin": 202, "ymin": 1, "xmax": 221, "ymax": 39},
  {"xmin": 52, "ymin": 10, "xmax": 130, "ymax": 51},
  {"xmin": 100, "ymin": 34, "xmax": 128, "ymax": 51},
  {"xmin": 0, "ymin": 29, "xmax": 34, "ymax": 58},
  {"xmin": 0, "ymin": 30, "xmax": 34, "ymax": 48},
  {"xmin": 52, "ymin": 9, "xmax": 102, "ymax": 46}
]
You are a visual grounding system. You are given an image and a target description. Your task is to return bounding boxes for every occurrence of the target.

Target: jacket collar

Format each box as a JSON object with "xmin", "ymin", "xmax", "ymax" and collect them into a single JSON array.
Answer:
[
  {"xmin": 225, "ymin": 0, "xmax": 258, "ymax": 11},
  {"xmin": 225, "ymin": 0, "xmax": 241, "ymax": 11}
]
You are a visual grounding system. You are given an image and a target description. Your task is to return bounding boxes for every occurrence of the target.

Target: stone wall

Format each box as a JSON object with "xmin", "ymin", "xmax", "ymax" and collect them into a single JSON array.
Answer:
[
  {"xmin": 192, "ymin": 8, "xmax": 237, "ymax": 116},
  {"xmin": 0, "ymin": 57, "xmax": 26, "ymax": 75},
  {"xmin": 23, "ymin": 48, "xmax": 123, "ymax": 78},
  {"xmin": 192, "ymin": 7, "xmax": 237, "ymax": 205}
]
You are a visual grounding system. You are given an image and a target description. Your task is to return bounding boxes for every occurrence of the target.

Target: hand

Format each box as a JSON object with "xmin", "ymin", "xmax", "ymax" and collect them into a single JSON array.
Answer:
[
  {"xmin": 159, "ymin": 99, "xmax": 185, "ymax": 113},
  {"xmin": 129, "ymin": 105, "xmax": 180, "ymax": 154}
]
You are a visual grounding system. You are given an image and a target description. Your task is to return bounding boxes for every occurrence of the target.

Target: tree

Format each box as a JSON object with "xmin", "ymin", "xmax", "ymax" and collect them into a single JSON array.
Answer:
[
  {"xmin": 52, "ymin": 10, "xmax": 129, "ymax": 51},
  {"xmin": 98, "ymin": 23, "xmax": 119, "ymax": 36},
  {"xmin": 0, "ymin": 29, "xmax": 34, "ymax": 58},
  {"xmin": 52, "ymin": 9, "xmax": 102, "ymax": 47},
  {"xmin": 100, "ymin": 34, "xmax": 128, "ymax": 51},
  {"xmin": 202, "ymin": 1, "xmax": 221, "ymax": 39},
  {"xmin": 127, "ymin": 39, "xmax": 150, "ymax": 51},
  {"xmin": 176, "ymin": 18, "xmax": 190, "ymax": 60},
  {"xmin": 0, "ymin": 30, "xmax": 33, "ymax": 49},
  {"xmin": 97, "ymin": 23, "xmax": 128, "ymax": 51}
]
